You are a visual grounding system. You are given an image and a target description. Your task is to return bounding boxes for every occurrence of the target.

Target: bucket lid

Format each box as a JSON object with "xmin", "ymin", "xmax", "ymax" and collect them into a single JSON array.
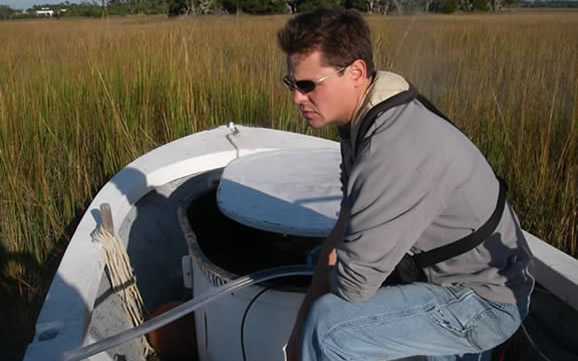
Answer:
[{"xmin": 217, "ymin": 148, "xmax": 342, "ymax": 237}]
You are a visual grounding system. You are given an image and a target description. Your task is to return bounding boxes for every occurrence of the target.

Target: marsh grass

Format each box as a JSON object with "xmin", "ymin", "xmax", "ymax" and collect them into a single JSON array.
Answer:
[{"xmin": 0, "ymin": 12, "xmax": 576, "ymax": 359}]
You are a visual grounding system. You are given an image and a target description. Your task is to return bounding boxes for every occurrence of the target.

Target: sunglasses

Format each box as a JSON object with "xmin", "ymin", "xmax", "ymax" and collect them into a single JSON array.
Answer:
[{"xmin": 282, "ymin": 66, "xmax": 347, "ymax": 94}]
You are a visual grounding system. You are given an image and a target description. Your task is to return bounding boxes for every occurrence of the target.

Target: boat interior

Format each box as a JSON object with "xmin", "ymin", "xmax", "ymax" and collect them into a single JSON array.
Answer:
[{"xmin": 86, "ymin": 168, "xmax": 578, "ymax": 361}]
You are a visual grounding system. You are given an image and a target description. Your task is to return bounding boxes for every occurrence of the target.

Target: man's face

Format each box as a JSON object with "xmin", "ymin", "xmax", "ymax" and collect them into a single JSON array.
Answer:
[{"xmin": 286, "ymin": 50, "xmax": 356, "ymax": 129}]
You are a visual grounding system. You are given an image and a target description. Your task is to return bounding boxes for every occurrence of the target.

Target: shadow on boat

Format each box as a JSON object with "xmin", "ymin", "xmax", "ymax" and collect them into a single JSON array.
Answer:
[{"xmin": 0, "ymin": 215, "xmax": 85, "ymax": 361}]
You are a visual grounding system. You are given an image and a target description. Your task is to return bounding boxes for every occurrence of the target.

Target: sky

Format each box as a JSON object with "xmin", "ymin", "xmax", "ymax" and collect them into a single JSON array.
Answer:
[{"xmin": 0, "ymin": 0, "xmax": 81, "ymax": 9}]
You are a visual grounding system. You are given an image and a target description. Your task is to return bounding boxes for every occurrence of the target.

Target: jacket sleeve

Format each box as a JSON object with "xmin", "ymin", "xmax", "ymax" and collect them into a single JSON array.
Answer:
[{"xmin": 330, "ymin": 141, "xmax": 448, "ymax": 303}]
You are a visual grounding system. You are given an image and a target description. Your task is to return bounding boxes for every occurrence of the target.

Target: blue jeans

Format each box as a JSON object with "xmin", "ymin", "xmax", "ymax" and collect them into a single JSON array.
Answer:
[{"xmin": 300, "ymin": 283, "xmax": 527, "ymax": 361}]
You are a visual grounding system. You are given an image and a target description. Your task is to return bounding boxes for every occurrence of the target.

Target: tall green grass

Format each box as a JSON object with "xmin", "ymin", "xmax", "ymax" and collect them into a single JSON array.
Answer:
[{"xmin": 0, "ymin": 12, "xmax": 576, "ymax": 359}]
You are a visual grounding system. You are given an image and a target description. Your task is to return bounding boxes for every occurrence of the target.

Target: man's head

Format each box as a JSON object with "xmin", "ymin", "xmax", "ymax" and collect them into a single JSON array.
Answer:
[{"xmin": 278, "ymin": 8, "xmax": 375, "ymax": 129}]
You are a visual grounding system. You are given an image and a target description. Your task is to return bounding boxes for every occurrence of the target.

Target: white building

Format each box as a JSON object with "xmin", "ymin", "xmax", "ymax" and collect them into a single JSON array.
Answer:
[{"xmin": 36, "ymin": 7, "xmax": 54, "ymax": 16}]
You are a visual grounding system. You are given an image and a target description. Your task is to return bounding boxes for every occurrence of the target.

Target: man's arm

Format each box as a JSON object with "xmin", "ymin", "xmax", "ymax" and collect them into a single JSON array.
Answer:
[{"xmin": 285, "ymin": 207, "xmax": 348, "ymax": 361}]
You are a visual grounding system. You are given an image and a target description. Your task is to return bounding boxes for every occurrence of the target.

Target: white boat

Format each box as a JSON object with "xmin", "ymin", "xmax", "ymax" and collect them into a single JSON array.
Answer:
[{"xmin": 22, "ymin": 125, "xmax": 578, "ymax": 361}]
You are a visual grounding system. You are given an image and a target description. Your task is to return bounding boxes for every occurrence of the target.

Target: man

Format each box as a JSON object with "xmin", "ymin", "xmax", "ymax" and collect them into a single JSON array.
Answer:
[{"xmin": 277, "ymin": 8, "xmax": 534, "ymax": 361}]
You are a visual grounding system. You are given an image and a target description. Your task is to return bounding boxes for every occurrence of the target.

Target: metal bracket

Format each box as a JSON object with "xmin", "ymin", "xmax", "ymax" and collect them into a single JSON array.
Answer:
[{"xmin": 182, "ymin": 255, "xmax": 193, "ymax": 290}]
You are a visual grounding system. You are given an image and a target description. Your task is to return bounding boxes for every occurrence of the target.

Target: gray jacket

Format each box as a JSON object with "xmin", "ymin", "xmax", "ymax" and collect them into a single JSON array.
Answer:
[{"xmin": 330, "ymin": 71, "xmax": 534, "ymax": 305}]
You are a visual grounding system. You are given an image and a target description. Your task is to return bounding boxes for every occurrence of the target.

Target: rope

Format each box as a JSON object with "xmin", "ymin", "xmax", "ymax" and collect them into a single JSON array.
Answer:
[{"xmin": 92, "ymin": 226, "xmax": 155, "ymax": 358}]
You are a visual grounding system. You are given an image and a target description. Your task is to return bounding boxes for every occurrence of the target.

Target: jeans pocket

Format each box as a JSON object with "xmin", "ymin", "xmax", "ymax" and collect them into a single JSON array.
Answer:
[{"xmin": 428, "ymin": 303, "xmax": 469, "ymax": 336}]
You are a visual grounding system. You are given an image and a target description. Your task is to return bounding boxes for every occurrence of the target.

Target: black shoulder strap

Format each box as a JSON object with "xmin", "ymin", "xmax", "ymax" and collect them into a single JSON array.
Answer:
[
  {"xmin": 355, "ymin": 86, "xmax": 418, "ymax": 154},
  {"xmin": 354, "ymin": 88, "xmax": 509, "ymax": 268},
  {"xmin": 412, "ymin": 177, "xmax": 508, "ymax": 268}
]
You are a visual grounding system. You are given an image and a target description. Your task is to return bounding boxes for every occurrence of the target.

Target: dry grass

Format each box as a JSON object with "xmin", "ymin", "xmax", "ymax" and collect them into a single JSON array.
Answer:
[{"xmin": 0, "ymin": 11, "xmax": 576, "ymax": 359}]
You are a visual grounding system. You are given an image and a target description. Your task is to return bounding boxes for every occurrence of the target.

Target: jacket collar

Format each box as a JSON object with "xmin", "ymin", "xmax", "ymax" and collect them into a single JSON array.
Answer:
[{"xmin": 343, "ymin": 71, "xmax": 410, "ymax": 152}]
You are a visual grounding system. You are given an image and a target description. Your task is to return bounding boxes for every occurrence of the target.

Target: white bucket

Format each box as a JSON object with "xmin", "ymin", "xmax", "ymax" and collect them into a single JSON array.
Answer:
[
  {"xmin": 179, "ymin": 187, "xmax": 314, "ymax": 361},
  {"xmin": 190, "ymin": 255, "xmax": 304, "ymax": 361}
]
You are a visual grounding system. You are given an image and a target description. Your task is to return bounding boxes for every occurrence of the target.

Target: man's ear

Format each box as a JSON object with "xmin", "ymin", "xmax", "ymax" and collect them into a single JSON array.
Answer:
[{"xmin": 348, "ymin": 59, "xmax": 368, "ymax": 86}]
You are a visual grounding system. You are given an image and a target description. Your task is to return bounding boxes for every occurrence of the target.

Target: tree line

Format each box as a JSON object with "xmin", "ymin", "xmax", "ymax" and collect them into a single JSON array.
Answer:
[{"xmin": 0, "ymin": 0, "xmax": 576, "ymax": 20}]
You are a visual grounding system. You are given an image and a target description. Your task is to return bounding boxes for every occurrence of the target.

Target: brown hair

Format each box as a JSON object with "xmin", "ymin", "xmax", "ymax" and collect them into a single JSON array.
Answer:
[{"xmin": 277, "ymin": 8, "xmax": 375, "ymax": 77}]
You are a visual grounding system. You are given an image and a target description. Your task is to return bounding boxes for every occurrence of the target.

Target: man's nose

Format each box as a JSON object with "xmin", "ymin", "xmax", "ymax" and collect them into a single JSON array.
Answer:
[{"xmin": 292, "ymin": 89, "xmax": 308, "ymax": 105}]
